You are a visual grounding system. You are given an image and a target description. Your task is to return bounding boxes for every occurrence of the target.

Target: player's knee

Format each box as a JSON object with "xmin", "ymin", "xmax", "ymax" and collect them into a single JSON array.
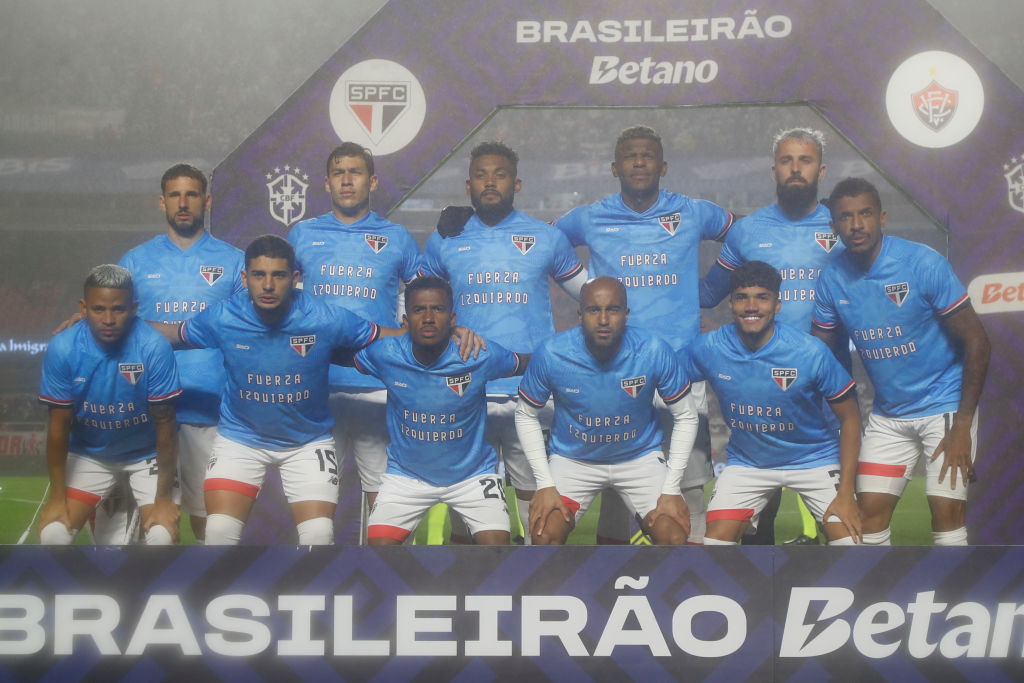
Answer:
[
  {"xmin": 827, "ymin": 535, "xmax": 857, "ymax": 546},
  {"xmin": 144, "ymin": 524, "xmax": 174, "ymax": 545},
  {"xmin": 861, "ymin": 528, "xmax": 892, "ymax": 546},
  {"xmin": 531, "ymin": 529, "xmax": 565, "ymax": 546},
  {"xmin": 205, "ymin": 513, "xmax": 245, "ymax": 545},
  {"xmin": 39, "ymin": 522, "xmax": 75, "ymax": 545},
  {"xmin": 702, "ymin": 536, "xmax": 736, "ymax": 546},
  {"xmin": 296, "ymin": 517, "xmax": 334, "ymax": 545},
  {"xmin": 933, "ymin": 526, "xmax": 967, "ymax": 546},
  {"xmin": 651, "ymin": 521, "xmax": 688, "ymax": 546}
]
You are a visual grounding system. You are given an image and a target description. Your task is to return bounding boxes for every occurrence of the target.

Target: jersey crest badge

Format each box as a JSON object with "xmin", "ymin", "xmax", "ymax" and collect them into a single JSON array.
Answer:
[
  {"xmin": 290, "ymin": 335, "xmax": 316, "ymax": 357},
  {"xmin": 772, "ymin": 368, "xmax": 797, "ymax": 392},
  {"xmin": 912, "ymin": 80, "xmax": 957, "ymax": 132},
  {"xmin": 200, "ymin": 265, "xmax": 224, "ymax": 286},
  {"xmin": 1004, "ymin": 156, "xmax": 1024, "ymax": 214},
  {"xmin": 447, "ymin": 373, "xmax": 471, "ymax": 397},
  {"xmin": 815, "ymin": 232, "xmax": 838, "ymax": 253},
  {"xmin": 885, "ymin": 282, "xmax": 910, "ymax": 307},
  {"xmin": 266, "ymin": 165, "xmax": 309, "ymax": 227},
  {"xmin": 658, "ymin": 212, "xmax": 681, "ymax": 236},
  {"xmin": 620, "ymin": 376, "xmax": 647, "ymax": 398},
  {"xmin": 118, "ymin": 363, "xmax": 144, "ymax": 385},
  {"xmin": 511, "ymin": 235, "xmax": 535, "ymax": 255},
  {"xmin": 365, "ymin": 234, "xmax": 388, "ymax": 253}
]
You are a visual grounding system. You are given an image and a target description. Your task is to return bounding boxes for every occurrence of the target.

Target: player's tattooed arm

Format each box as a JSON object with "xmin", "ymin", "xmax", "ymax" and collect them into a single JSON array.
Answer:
[
  {"xmin": 39, "ymin": 406, "xmax": 74, "ymax": 534},
  {"xmin": 146, "ymin": 321, "xmax": 187, "ymax": 349},
  {"xmin": 824, "ymin": 393, "xmax": 862, "ymax": 543},
  {"xmin": 146, "ymin": 401, "xmax": 181, "ymax": 543}
]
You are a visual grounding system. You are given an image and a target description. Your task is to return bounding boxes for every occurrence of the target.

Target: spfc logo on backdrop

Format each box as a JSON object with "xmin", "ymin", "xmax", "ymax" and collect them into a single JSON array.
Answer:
[
  {"xmin": 772, "ymin": 368, "xmax": 797, "ymax": 392},
  {"xmin": 447, "ymin": 373, "xmax": 472, "ymax": 397},
  {"xmin": 365, "ymin": 234, "xmax": 388, "ymax": 253},
  {"xmin": 659, "ymin": 212, "xmax": 681, "ymax": 236},
  {"xmin": 266, "ymin": 166, "xmax": 309, "ymax": 227},
  {"xmin": 815, "ymin": 232, "xmax": 838, "ymax": 253},
  {"xmin": 290, "ymin": 335, "xmax": 316, "ymax": 357},
  {"xmin": 621, "ymin": 376, "xmax": 647, "ymax": 398},
  {"xmin": 912, "ymin": 80, "xmax": 958, "ymax": 132},
  {"xmin": 200, "ymin": 265, "xmax": 224, "ymax": 286},
  {"xmin": 512, "ymin": 235, "xmax": 535, "ymax": 254},
  {"xmin": 119, "ymin": 363, "xmax": 144, "ymax": 385},
  {"xmin": 1004, "ymin": 156, "xmax": 1024, "ymax": 214},
  {"xmin": 329, "ymin": 60, "xmax": 427, "ymax": 156},
  {"xmin": 885, "ymin": 282, "xmax": 910, "ymax": 307},
  {"xmin": 346, "ymin": 81, "xmax": 409, "ymax": 145}
]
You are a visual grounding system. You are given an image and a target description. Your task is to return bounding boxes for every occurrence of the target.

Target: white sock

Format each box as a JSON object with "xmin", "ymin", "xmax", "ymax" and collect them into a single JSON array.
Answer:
[
  {"xmin": 702, "ymin": 536, "xmax": 736, "ymax": 545},
  {"xmin": 39, "ymin": 521, "xmax": 76, "ymax": 545},
  {"xmin": 205, "ymin": 514, "xmax": 245, "ymax": 545},
  {"xmin": 828, "ymin": 535, "xmax": 857, "ymax": 546},
  {"xmin": 861, "ymin": 529, "xmax": 892, "ymax": 546},
  {"xmin": 296, "ymin": 517, "xmax": 334, "ymax": 545},
  {"xmin": 144, "ymin": 524, "xmax": 174, "ymax": 545},
  {"xmin": 933, "ymin": 527, "xmax": 967, "ymax": 546},
  {"xmin": 517, "ymin": 497, "xmax": 532, "ymax": 545},
  {"xmin": 681, "ymin": 486, "xmax": 707, "ymax": 543}
]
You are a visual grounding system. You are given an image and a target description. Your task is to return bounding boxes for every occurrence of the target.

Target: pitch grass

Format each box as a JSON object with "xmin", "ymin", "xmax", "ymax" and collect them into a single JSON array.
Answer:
[{"xmin": 1, "ymin": 476, "xmax": 933, "ymax": 546}]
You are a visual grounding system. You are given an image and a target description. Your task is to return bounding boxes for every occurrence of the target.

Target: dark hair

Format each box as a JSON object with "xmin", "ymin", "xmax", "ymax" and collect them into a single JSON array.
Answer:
[
  {"xmin": 161, "ymin": 163, "xmax": 208, "ymax": 195},
  {"xmin": 615, "ymin": 125, "xmax": 663, "ymax": 158},
  {"xmin": 730, "ymin": 260, "xmax": 781, "ymax": 295},
  {"xmin": 470, "ymin": 141, "xmax": 518, "ymax": 174},
  {"xmin": 326, "ymin": 142, "xmax": 374, "ymax": 176},
  {"xmin": 84, "ymin": 264, "xmax": 134, "ymax": 299},
  {"xmin": 827, "ymin": 177, "xmax": 882, "ymax": 220},
  {"xmin": 405, "ymin": 276, "xmax": 453, "ymax": 313},
  {"xmin": 244, "ymin": 234, "xmax": 296, "ymax": 271}
]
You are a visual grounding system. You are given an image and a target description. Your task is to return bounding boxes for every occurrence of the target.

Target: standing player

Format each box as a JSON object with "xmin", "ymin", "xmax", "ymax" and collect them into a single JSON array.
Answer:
[
  {"xmin": 555, "ymin": 125, "xmax": 735, "ymax": 543},
  {"xmin": 355, "ymin": 277, "xmax": 527, "ymax": 545},
  {"xmin": 515, "ymin": 277, "xmax": 698, "ymax": 545},
  {"xmin": 420, "ymin": 141, "xmax": 587, "ymax": 540},
  {"xmin": 813, "ymin": 178, "xmax": 990, "ymax": 545},
  {"xmin": 684, "ymin": 261, "xmax": 862, "ymax": 545},
  {"xmin": 288, "ymin": 144, "xmax": 421, "ymax": 514},
  {"xmin": 38, "ymin": 265, "xmax": 181, "ymax": 545}
]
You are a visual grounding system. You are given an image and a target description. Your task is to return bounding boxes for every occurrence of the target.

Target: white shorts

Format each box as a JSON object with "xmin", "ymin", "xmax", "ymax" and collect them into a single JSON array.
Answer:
[
  {"xmin": 178, "ymin": 423, "xmax": 217, "ymax": 516},
  {"xmin": 858, "ymin": 411, "xmax": 977, "ymax": 501},
  {"xmin": 656, "ymin": 388, "xmax": 712, "ymax": 489},
  {"xmin": 707, "ymin": 464, "xmax": 842, "ymax": 532},
  {"xmin": 367, "ymin": 472, "xmax": 510, "ymax": 542},
  {"xmin": 486, "ymin": 396, "xmax": 553, "ymax": 492},
  {"xmin": 65, "ymin": 452, "xmax": 181, "ymax": 509},
  {"xmin": 330, "ymin": 389, "xmax": 388, "ymax": 493},
  {"xmin": 205, "ymin": 434, "xmax": 340, "ymax": 505},
  {"xmin": 549, "ymin": 450, "xmax": 667, "ymax": 522}
]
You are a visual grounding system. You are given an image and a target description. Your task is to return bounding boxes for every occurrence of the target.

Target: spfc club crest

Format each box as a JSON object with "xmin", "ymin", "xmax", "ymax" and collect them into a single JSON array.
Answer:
[
  {"xmin": 659, "ymin": 212, "xmax": 681, "ymax": 236},
  {"xmin": 266, "ymin": 166, "xmax": 309, "ymax": 227},
  {"xmin": 620, "ymin": 376, "xmax": 647, "ymax": 398},
  {"xmin": 815, "ymin": 232, "xmax": 838, "ymax": 253},
  {"xmin": 772, "ymin": 368, "xmax": 797, "ymax": 392},
  {"xmin": 365, "ymin": 233, "xmax": 388, "ymax": 253},
  {"xmin": 290, "ymin": 335, "xmax": 316, "ymax": 357},
  {"xmin": 912, "ymin": 80, "xmax": 958, "ymax": 132},
  {"xmin": 118, "ymin": 363, "xmax": 144, "ymax": 385},
  {"xmin": 1004, "ymin": 157, "xmax": 1024, "ymax": 214},
  {"xmin": 885, "ymin": 282, "xmax": 910, "ymax": 307},
  {"xmin": 346, "ymin": 80, "xmax": 410, "ymax": 144},
  {"xmin": 511, "ymin": 235, "xmax": 535, "ymax": 255},
  {"xmin": 447, "ymin": 373, "xmax": 471, "ymax": 397},
  {"xmin": 200, "ymin": 265, "xmax": 224, "ymax": 286}
]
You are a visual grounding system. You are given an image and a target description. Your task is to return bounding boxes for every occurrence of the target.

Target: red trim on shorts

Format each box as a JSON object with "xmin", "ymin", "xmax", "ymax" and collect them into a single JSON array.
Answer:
[
  {"xmin": 858, "ymin": 462, "xmax": 907, "ymax": 478},
  {"xmin": 707, "ymin": 508, "xmax": 755, "ymax": 522},
  {"xmin": 204, "ymin": 478, "xmax": 260, "ymax": 498},
  {"xmin": 66, "ymin": 488, "xmax": 102, "ymax": 507},
  {"xmin": 561, "ymin": 496, "xmax": 581, "ymax": 516},
  {"xmin": 686, "ymin": 540, "xmax": 704, "ymax": 546},
  {"xmin": 367, "ymin": 524, "xmax": 410, "ymax": 542}
]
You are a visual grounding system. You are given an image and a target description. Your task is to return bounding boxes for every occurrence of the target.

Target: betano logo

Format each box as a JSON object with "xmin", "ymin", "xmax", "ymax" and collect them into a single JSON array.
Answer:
[
  {"xmin": 329, "ymin": 59, "xmax": 426, "ymax": 156},
  {"xmin": 968, "ymin": 271, "xmax": 1024, "ymax": 314}
]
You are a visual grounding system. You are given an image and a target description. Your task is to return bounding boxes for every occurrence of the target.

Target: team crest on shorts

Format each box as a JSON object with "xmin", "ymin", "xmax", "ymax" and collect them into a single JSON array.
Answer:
[
  {"xmin": 815, "ymin": 232, "xmax": 838, "ymax": 253},
  {"xmin": 885, "ymin": 282, "xmax": 910, "ymax": 307},
  {"xmin": 772, "ymin": 368, "xmax": 797, "ymax": 392},
  {"xmin": 200, "ymin": 265, "xmax": 224, "ymax": 285},
  {"xmin": 118, "ymin": 363, "xmax": 144, "ymax": 385},
  {"xmin": 659, "ymin": 212, "xmax": 681, "ymax": 236},
  {"xmin": 290, "ymin": 335, "xmax": 316, "ymax": 357},
  {"xmin": 620, "ymin": 376, "xmax": 647, "ymax": 398},
  {"xmin": 365, "ymin": 233, "xmax": 388, "ymax": 253},
  {"xmin": 912, "ymin": 80, "xmax": 958, "ymax": 132},
  {"xmin": 511, "ymin": 235, "xmax": 535, "ymax": 255},
  {"xmin": 1004, "ymin": 156, "xmax": 1024, "ymax": 214},
  {"xmin": 265, "ymin": 165, "xmax": 309, "ymax": 227},
  {"xmin": 446, "ymin": 373, "xmax": 471, "ymax": 396}
]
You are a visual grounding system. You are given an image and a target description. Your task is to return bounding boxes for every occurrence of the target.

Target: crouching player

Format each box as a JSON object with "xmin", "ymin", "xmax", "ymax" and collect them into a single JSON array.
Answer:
[
  {"xmin": 354, "ymin": 276, "xmax": 528, "ymax": 545},
  {"xmin": 39, "ymin": 265, "xmax": 181, "ymax": 545},
  {"xmin": 684, "ymin": 261, "xmax": 862, "ymax": 545}
]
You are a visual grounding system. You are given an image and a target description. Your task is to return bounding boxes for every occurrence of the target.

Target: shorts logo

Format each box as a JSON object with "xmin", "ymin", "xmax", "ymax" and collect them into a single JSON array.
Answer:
[
  {"xmin": 329, "ymin": 59, "xmax": 427, "ymax": 155},
  {"xmin": 511, "ymin": 235, "xmax": 535, "ymax": 254},
  {"xmin": 659, "ymin": 212, "xmax": 681, "ymax": 236},
  {"xmin": 885, "ymin": 282, "xmax": 910, "ymax": 307},
  {"xmin": 1004, "ymin": 155, "xmax": 1024, "ymax": 214},
  {"xmin": 772, "ymin": 368, "xmax": 797, "ymax": 391},
  {"xmin": 815, "ymin": 232, "xmax": 838, "ymax": 253},
  {"xmin": 885, "ymin": 51, "xmax": 983, "ymax": 149},
  {"xmin": 118, "ymin": 363, "xmax": 144, "ymax": 385},
  {"xmin": 365, "ymin": 233, "xmax": 388, "ymax": 253},
  {"xmin": 266, "ymin": 165, "xmax": 309, "ymax": 227},
  {"xmin": 200, "ymin": 265, "xmax": 224, "ymax": 285},
  {"xmin": 447, "ymin": 373, "xmax": 471, "ymax": 397},
  {"xmin": 620, "ymin": 376, "xmax": 647, "ymax": 398},
  {"xmin": 290, "ymin": 335, "xmax": 316, "ymax": 357}
]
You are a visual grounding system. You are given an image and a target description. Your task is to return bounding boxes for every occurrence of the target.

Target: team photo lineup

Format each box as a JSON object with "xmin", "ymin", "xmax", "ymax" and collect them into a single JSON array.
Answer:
[{"xmin": 37, "ymin": 124, "xmax": 991, "ymax": 548}]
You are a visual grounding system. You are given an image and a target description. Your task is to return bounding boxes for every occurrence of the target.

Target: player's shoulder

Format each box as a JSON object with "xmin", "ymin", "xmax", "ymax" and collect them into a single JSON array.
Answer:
[
  {"xmin": 129, "ymin": 317, "xmax": 175, "ymax": 353},
  {"xmin": 198, "ymin": 232, "xmax": 244, "ymax": 258},
  {"xmin": 889, "ymin": 236, "xmax": 945, "ymax": 267},
  {"xmin": 48, "ymin": 321, "xmax": 87, "ymax": 356},
  {"xmin": 120, "ymin": 234, "xmax": 167, "ymax": 263}
]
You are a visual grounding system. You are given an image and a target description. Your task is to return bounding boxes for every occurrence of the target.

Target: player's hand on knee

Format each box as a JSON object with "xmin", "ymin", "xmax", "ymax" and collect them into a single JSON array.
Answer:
[
  {"xmin": 930, "ymin": 423, "xmax": 972, "ymax": 489},
  {"xmin": 824, "ymin": 493, "xmax": 862, "ymax": 543},
  {"xmin": 646, "ymin": 494, "xmax": 690, "ymax": 541},
  {"xmin": 142, "ymin": 497, "xmax": 181, "ymax": 543},
  {"xmin": 529, "ymin": 487, "xmax": 570, "ymax": 537},
  {"xmin": 38, "ymin": 498, "xmax": 72, "ymax": 535}
]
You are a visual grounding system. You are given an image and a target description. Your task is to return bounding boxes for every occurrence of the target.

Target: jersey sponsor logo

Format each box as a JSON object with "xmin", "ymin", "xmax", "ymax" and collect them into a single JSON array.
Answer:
[
  {"xmin": 1004, "ymin": 155, "xmax": 1024, "ymax": 214},
  {"xmin": 885, "ymin": 282, "xmax": 910, "ymax": 307},
  {"xmin": 118, "ymin": 363, "xmax": 144, "ymax": 386},
  {"xmin": 458, "ymin": 246, "xmax": 472, "ymax": 252},
  {"xmin": 772, "ymin": 368, "xmax": 797, "ymax": 391},
  {"xmin": 446, "ymin": 372, "xmax": 471, "ymax": 397},
  {"xmin": 815, "ymin": 232, "xmax": 838, "ymax": 253},
  {"xmin": 329, "ymin": 59, "xmax": 426, "ymax": 155},
  {"xmin": 265, "ymin": 165, "xmax": 309, "ymax": 227},
  {"xmin": 511, "ymin": 234, "xmax": 535, "ymax": 254},
  {"xmin": 620, "ymin": 376, "xmax": 647, "ymax": 398},
  {"xmin": 200, "ymin": 265, "xmax": 224, "ymax": 285},
  {"xmin": 147, "ymin": 273, "xmax": 161, "ymax": 279},
  {"xmin": 885, "ymin": 51, "xmax": 983, "ymax": 149},
  {"xmin": 290, "ymin": 335, "xmax": 316, "ymax": 357},
  {"xmin": 658, "ymin": 212, "xmax": 681, "ymax": 236},
  {"xmin": 364, "ymin": 233, "xmax": 388, "ymax": 253}
]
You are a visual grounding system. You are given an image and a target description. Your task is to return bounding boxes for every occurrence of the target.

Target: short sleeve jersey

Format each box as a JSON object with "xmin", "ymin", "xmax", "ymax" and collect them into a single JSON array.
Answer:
[
  {"xmin": 180, "ymin": 291, "xmax": 378, "ymax": 449},
  {"xmin": 354, "ymin": 336, "xmax": 520, "ymax": 486},
  {"xmin": 119, "ymin": 232, "xmax": 244, "ymax": 426},
  {"xmin": 420, "ymin": 209, "xmax": 583, "ymax": 395},
  {"xmin": 682, "ymin": 322, "xmax": 855, "ymax": 469},
  {"xmin": 288, "ymin": 210, "xmax": 422, "ymax": 392},
  {"xmin": 518, "ymin": 327, "xmax": 691, "ymax": 464},
  {"xmin": 40, "ymin": 319, "xmax": 182, "ymax": 463},
  {"xmin": 556, "ymin": 190, "xmax": 733, "ymax": 351},
  {"xmin": 813, "ymin": 236, "xmax": 968, "ymax": 418}
]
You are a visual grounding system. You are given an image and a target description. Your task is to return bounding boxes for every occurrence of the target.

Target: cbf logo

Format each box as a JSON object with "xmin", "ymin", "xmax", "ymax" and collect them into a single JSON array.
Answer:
[
  {"xmin": 265, "ymin": 165, "xmax": 309, "ymax": 227},
  {"xmin": 511, "ymin": 235, "xmax": 535, "ymax": 255},
  {"xmin": 290, "ymin": 335, "xmax": 316, "ymax": 357},
  {"xmin": 1003, "ymin": 154, "xmax": 1024, "ymax": 215},
  {"xmin": 447, "ymin": 373, "xmax": 471, "ymax": 397},
  {"xmin": 885, "ymin": 282, "xmax": 910, "ymax": 307},
  {"xmin": 365, "ymin": 234, "xmax": 388, "ymax": 253},
  {"xmin": 912, "ymin": 80, "xmax": 958, "ymax": 132},
  {"xmin": 118, "ymin": 363, "xmax": 144, "ymax": 386},
  {"xmin": 329, "ymin": 59, "xmax": 427, "ymax": 155},
  {"xmin": 620, "ymin": 376, "xmax": 647, "ymax": 398},
  {"xmin": 659, "ymin": 212, "xmax": 681, "ymax": 236},
  {"xmin": 200, "ymin": 265, "xmax": 224, "ymax": 286},
  {"xmin": 772, "ymin": 368, "xmax": 797, "ymax": 392},
  {"xmin": 815, "ymin": 232, "xmax": 838, "ymax": 253}
]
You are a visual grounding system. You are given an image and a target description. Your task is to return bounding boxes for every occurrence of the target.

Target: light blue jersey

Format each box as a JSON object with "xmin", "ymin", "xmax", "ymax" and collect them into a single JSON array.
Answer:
[
  {"xmin": 813, "ymin": 236, "xmax": 968, "ymax": 418},
  {"xmin": 519, "ymin": 327, "xmax": 690, "ymax": 464},
  {"xmin": 355, "ymin": 336, "xmax": 520, "ymax": 486},
  {"xmin": 40, "ymin": 319, "xmax": 181, "ymax": 463},
  {"xmin": 556, "ymin": 190, "xmax": 733, "ymax": 351},
  {"xmin": 119, "ymin": 232, "xmax": 244, "ymax": 425},
  {"xmin": 683, "ymin": 322, "xmax": 855, "ymax": 469},
  {"xmin": 180, "ymin": 291, "xmax": 379, "ymax": 449}
]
